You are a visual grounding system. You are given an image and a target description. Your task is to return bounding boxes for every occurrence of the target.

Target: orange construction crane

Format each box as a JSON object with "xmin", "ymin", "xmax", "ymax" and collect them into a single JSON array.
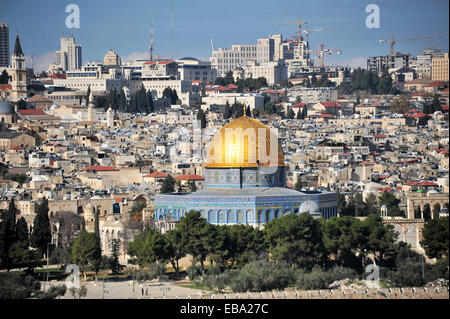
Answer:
[
  {"xmin": 379, "ymin": 33, "xmax": 441, "ymax": 56},
  {"xmin": 282, "ymin": 18, "xmax": 308, "ymax": 42}
]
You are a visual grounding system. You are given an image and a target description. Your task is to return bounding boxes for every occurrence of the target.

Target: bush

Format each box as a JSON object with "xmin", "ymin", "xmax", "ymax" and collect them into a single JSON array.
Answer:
[
  {"xmin": 35, "ymin": 285, "xmax": 67, "ymax": 299},
  {"xmin": 125, "ymin": 263, "xmax": 165, "ymax": 282},
  {"xmin": 187, "ymin": 264, "xmax": 204, "ymax": 282},
  {"xmin": 296, "ymin": 266, "xmax": 357, "ymax": 290},
  {"xmin": 0, "ymin": 273, "xmax": 41, "ymax": 299},
  {"xmin": 229, "ymin": 260, "xmax": 296, "ymax": 292}
]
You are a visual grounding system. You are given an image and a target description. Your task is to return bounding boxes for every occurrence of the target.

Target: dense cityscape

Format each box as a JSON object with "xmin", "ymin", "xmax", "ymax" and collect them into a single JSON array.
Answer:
[{"xmin": 0, "ymin": 1, "xmax": 449, "ymax": 303}]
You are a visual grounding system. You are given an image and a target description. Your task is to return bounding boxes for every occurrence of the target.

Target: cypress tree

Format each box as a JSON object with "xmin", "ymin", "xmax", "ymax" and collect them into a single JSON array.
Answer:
[
  {"xmin": 224, "ymin": 101, "xmax": 232, "ymax": 119},
  {"xmin": 0, "ymin": 199, "xmax": 18, "ymax": 270},
  {"xmin": 30, "ymin": 197, "xmax": 52, "ymax": 258}
]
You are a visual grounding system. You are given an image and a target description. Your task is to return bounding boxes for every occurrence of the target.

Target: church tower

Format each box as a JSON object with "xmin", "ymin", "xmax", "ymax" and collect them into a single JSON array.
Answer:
[
  {"xmin": 10, "ymin": 35, "xmax": 27, "ymax": 102},
  {"xmin": 87, "ymin": 89, "xmax": 95, "ymax": 121},
  {"xmin": 106, "ymin": 107, "xmax": 114, "ymax": 128}
]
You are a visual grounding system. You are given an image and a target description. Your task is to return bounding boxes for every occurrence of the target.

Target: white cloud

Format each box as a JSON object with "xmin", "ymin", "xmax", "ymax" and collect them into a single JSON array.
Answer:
[
  {"xmin": 122, "ymin": 51, "xmax": 149, "ymax": 62},
  {"xmin": 25, "ymin": 51, "xmax": 55, "ymax": 73}
]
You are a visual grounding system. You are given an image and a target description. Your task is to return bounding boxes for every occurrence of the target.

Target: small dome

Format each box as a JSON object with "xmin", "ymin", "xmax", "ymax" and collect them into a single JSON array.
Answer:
[
  {"xmin": 297, "ymin": 158, "xmax": 306, "ymax": 164},
  {"xmin": 380, "ymin": 205, "xmax": 387, "ymax": 210},
  {"xmin": 299, "ymin": 200, "xmax": 320, "ymax": 214},
  {"xmin": 0, "ymin": 99, "xmax": 14, "ymax": 114},
  {"xmin": 50, "ymin": 104, "xmax": 59, "ymax": 110}
]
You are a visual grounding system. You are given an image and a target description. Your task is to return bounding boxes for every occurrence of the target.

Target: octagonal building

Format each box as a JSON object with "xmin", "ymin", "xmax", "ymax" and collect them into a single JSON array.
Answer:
[{"xmin": 154, "ymin": 115, "xmax": 338, "ymax": 231}]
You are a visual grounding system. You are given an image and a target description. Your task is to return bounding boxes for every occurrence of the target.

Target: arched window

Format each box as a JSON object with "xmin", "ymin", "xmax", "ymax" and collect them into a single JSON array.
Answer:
[
  {"xmin": 218, "ymin": 211, "xmax": 225, "ymax": 223},
  {"xmin": 208, "ymin": 210, "xmax": 214, "ymax": 222},
  {"xmin": 237, "ymin": 210, "xmax": 243, "ymax": 223},
  {"xmin": 227, "ymin": 210, "xmax": 233, "ymax": 223},
  {"xmin": 257, "ymin": 210, "xmax": 263, "ymax": 223},
  {"xmin": 266, "ymin": 210, "xmax": 271, "ymax": 222},
  {"xmin": 246, "ymin": 210, "xmax": 253, "ymax": 223}
]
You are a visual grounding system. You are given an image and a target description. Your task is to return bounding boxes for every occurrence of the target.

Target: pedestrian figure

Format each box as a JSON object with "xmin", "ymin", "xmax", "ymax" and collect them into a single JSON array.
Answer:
[{"xmin": 141, "ymin": 288, "xmax": 144, "ymax": 296}]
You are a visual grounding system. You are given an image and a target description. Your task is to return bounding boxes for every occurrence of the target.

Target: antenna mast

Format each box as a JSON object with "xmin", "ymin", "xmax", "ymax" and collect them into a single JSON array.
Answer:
[
  {"xmin": 150, "ymin": 9, "xmax": 154, "ymax": 61},
  {"xmin": 170, "ymin": 0, "xmax": 174, "ymax": 58}
]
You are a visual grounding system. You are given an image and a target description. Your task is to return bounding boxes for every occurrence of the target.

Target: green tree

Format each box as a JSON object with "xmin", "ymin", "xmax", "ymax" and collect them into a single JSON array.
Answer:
[
  {"xmin": 263, "ymin": 213, "xmax": 327, "ymax": 269},
  {"xmin": 224, "ymin": 101, "xmax": 232, "ymax": 119},
  {"xmin": 378, "ymin": 191, "xmax": 403, "ymax": 217},
  {"xmin": 286, "ymin": 107, "xmax": 295, "ymax": 119},
  {"xmin": 72, "ymin": 232, "xmax": 102, "ymax": 278},
  {"xmin": 295, "ymin": 177, "xmax": 303, "ymax": 191},
  {"xmin": 130, "ymin": 201, "xmax": 146, "ymax": 221},
  {"xmin": 197, "ymin": 108, "xmax": 207, "ymax": 129},
  {"xmin": 301, "ymin": 106, "xmax": 308, "ymax": 118},
  {"xmin": 323, "ymin": 216, "xmax": 363, "ymax": 271},
  {"xmin": 420, "ymin": 217, "xmax": 449, "ymax": 259},
  {"xmin": 431, "ymin": 93, "xmax": 441, "ymax": 113},
  {"xmin": 127, "ymin": 228, "xmax": 167, "ymax": 267},
  {"xmin": 245, "ymin": 106, "xmax": 251, "ymax": 117},
  {"xmin": 175, "ymin": 211, "xmax": 210, "ymax": 269},
  {"xmin": 0, "ymin": 70, "xmax": 8, "ymax": 84},
  {"xmin": 30, "ymin": 197, "xmax": 52, "ymax": 258},
  {"xmin": 109, "ymin": 238, "xmax": 122, "ymax": 275},
  {"xmin": 164, "ymin": 228, "xmax": 187, "ymax": 276},
  {"xmin": 391, "ymin": 96, "xmax": 410, "ymax": 114},
  {"xmin": 160, "ymin": 175, "xmax": 175, "ymax": 194},
  {"xmin": 0, "ymin": 199, "xmax": 18, "ymax": 270},
  {"xmin": 364, "ymin": 192, "xmax": 379, "ymax": 216},
  {"xmin": 359, "ymin": 214, "xmax": 397, "ymax": 266}
]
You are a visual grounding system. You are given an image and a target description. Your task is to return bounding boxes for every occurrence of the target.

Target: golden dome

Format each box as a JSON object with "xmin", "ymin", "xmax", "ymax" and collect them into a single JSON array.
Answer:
[{"xmin": 205, "ymin": 115, "xmax": 284, "ymax": 168}]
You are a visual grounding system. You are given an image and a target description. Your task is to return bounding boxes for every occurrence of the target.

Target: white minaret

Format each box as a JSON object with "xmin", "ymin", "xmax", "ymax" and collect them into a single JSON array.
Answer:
[
  {"xmin": 106, "ymin": 107, "xmax": 114, "ymax": 128},
  {"xmin": 10, "ymin": 35, "xmax": 27, "ymax": 102},
  {"xmin": 87, "ymin": 90, "xmax": 95, "ymax": 121}
]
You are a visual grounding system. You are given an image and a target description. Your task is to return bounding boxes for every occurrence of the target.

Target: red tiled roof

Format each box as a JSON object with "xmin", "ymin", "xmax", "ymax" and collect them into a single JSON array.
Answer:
[
  {"xmin": 9, "ymin": 146, "xmax": 23, "ymax": 150},
  {"xmin": 18, "ymin": 109, "xmax": 47, "ymax": 115},
  {"xmin": 0, "ymin": 84, "xmax": 12, "ymax": 90},
  {"xmin": 144, "ymin": 171, "xmax": 168, "ymax": 178},
  {"xmin": 442, "ymin": 105, "xmax": 449, "ymax": 111},
  {"xmin": 83, "ymin": 166, "xmax": 118, "ymax": 172},
  {"xmin": 115, "ymin": 198, "xmax": 123, "ymax": 203},
  {"xmin": 373, "ymin": 134, "xmax": 386, "ymax": 138},
  {"xmin": 410, "ymin": 112, "xmax": 427, "ymax": 118},
  {"xmin": 228, "ymin": 84, "xmax": 238, "ymax": 89},
  {"xmin": 174, "ymin": 174, "xmax": 204, "ymax": 181},
  {"xmin": 320, "ymin": 102, "xmax": 341, "ymax": 108},
  {"xmin": 28, "ymin": 95, "xmax": 52, "ymax": 102},
  {"xmin": 143, "ymin": 60, "xmax": 174, "ymax": 65},
  {"xmin": 320, "ymin": 113, "xmax": 335, "ymax": 118}
]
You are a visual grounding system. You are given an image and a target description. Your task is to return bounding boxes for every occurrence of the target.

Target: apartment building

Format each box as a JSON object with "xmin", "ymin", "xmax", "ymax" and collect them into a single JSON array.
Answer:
[{"xmin": 431, "ymin": 53, "xmax": 449, "ymax": 82}]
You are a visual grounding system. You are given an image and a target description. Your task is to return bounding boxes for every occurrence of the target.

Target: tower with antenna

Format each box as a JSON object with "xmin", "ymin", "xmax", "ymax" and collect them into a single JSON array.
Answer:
[
  {"xmin": 170, "ymin": 0, "xmax": 174, "ymax": 59},
  {"xmin": 150, "ymin": 9, "xmax": 154, "ymax": 61}
]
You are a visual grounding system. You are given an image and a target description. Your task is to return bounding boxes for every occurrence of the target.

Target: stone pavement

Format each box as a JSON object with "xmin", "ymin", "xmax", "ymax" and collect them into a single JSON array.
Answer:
[{"xmin": 47, "ymin": 279, "xmax": 449, "ymax": 299}]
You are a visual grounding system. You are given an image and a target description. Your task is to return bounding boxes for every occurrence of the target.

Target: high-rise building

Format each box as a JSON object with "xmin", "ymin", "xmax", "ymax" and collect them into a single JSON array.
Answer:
[
  {"xmin": 367, "ymin": 53, "xmax": 409, "ymax": 75},
  {"xmin": 103, "ymin": 49, "xmax": 121, "ymax": 66},
  {"xmin": 409, "ymin": 48, "xmax": 444, "ymax": 80},
  {"xmin": 431, "ymin": 53, "xmax": 449, "ymax": 82},
  {"xmin": 0, "ymin": 22, "xmax": 9, "ymax": 68},
  {"xmin": 56, "ymin": 36, "xmax": 82, "ymax": 71}
]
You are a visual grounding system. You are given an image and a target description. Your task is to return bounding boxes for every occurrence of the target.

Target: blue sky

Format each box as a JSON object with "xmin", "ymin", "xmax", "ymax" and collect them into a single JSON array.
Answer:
[{"xmin": 1, "ymin": 0, "xmax": 449, "ymax": 71}]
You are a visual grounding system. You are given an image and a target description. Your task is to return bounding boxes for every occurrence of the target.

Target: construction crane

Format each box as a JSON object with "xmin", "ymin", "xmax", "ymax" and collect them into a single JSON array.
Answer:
[
  {"xmin": 210, "ymin": 39, "xmax": 215, "ymax": 53},
  {"xmin": 305, "ymin": 44, "xmax": 341, "ymax": 67},
  {"xmin": 282, "ymin": 18, "xmax": 307, "ymax": 42},
  {"xmin": 149, "ymin": 9, "xmax": 154, "ymax": 61},
  {"xmin": 379, "ymin": 33, "xmax": 441, "ymax": 56},
  {"xmin": 302, "ymin": 27, "xmax": 335, "ymax": 42}
]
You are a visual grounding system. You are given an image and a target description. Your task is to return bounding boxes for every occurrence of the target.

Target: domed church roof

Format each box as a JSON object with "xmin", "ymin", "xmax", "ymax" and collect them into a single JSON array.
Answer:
[
  {"xmin": 0, "ymin": 99, "xmax": 15, "ymax": 114},
  {"xmin": 205, "ymin": 115, "xmax": 284, "ymax": 168}
]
